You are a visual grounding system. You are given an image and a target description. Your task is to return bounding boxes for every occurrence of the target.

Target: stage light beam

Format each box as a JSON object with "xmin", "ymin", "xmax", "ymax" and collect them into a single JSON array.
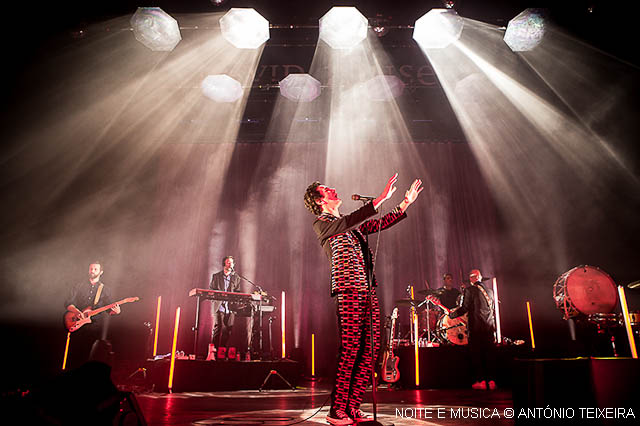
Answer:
[
  {"xmin": 363, "ymin": 75, "xmax": 405, "ymax": 101},
  {"xmin": 130, "ymin": 7, "xmax": 182, "ymax": 51},
  {"xmin": 220, "ymin": 8, "xmax": 270, "ymax": 49},
  {"xmin": 413, "ymin": 9, "xmax": 463, "ymax": 49},
  {"xmin": 201, "ymin": 74, "xmax": 244, "ymax": 103},
  {"xmin": 319, "ymin": 7, "xmax": 368, "ymax": 49},
  {"xmin": 504, "ymin": 9, "xmax": 548, "ymax": 52},
  {"xmin": 279, "ymin": 74, "xmax": 322, "ymax": 102}
]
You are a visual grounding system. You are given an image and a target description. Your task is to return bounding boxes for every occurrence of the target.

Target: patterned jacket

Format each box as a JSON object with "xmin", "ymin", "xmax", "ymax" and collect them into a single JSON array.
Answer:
[{"xmin": 313, "ymin": 202, "xmax": 407, "ymax": 296}]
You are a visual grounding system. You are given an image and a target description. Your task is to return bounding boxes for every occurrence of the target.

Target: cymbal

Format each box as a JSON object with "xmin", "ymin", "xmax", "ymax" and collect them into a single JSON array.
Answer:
[
  {"xmin": 417, "ymin": 288, "xmax": 445, "ymax": 296},
  {"xmin": 627, "ymin": 280, "xmax": 640, "ymax": 289},
  {"xmin": 395, "ymin": 298, "xmax": 418, "ymax": 306}
]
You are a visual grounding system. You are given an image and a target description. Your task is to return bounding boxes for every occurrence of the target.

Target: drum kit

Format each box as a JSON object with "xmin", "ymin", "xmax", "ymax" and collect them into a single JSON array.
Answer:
[{"xmin": 395, "ymin": 287, "xmax": 468, "ymax": 346}]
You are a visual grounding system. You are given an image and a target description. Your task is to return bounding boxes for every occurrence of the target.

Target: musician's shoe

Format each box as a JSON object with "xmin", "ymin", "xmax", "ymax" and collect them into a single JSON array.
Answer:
[
  {"xmin": 349, "ymin": 408, "xmax": 372, "ymax": 422},
  {"xmin": 326, "ymin": 409, "xmax": 354, "ymax": 425},
  {"xmin": 488, "ymin": 380, "xmax": 497, "ymax": 390},
  {"xmin": 471, "ymin": 380, "xmax": 487, "ymax": 390}
]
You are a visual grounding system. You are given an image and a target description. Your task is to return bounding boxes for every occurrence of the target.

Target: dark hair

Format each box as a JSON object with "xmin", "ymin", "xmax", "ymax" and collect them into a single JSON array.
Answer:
[
  {"xmin": 90, "ymin": 261, "xmax": 103, "ymax": 269},
  {"xmin": 222, "ymin": 256, "xmax": 234, "ymax": 267},
  {"xmin": 304, "ymin": 181, "xmax": 323, "ymax": 215},
  {"xmin": 443, "ymin": 273, "xmax": 453, "ymax": 280}
]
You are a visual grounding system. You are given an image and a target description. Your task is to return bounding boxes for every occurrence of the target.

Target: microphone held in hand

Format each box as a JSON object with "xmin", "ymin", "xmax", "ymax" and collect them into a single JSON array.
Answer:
[{"xmin": 351, "ymin": 194, "xmax": 375, "ymax": 201}]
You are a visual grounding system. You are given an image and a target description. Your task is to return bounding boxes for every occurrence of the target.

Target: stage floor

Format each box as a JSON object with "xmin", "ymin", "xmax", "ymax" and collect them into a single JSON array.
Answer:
[{"xmin": 134, "ymin": 380, "xmax": 515, "ymax": 425}]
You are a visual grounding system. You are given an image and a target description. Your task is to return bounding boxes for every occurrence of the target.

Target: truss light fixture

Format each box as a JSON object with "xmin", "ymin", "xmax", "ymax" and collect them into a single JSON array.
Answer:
[
  {"xmin": 413, "ymin": 9, "xmax": 463, "ymax": 49},
  {"xmin": 201, "ymin": 75, "xmax": 244, "ymax": 103},
  {"xmin": 130, "ymin": 7, "xmax": 181, "ymax": 51},
  {"xmin": 364, "ymin": 75, "xmax": 405, "ymax": 101},
  {"xmin": 220, "ymin": 8, "xmax": 270, "ymax": 49},
  {"xmin": 504, "ymin": 9, "xmax": 548, "ymax": 52},
  {"xmin": 319, "ymin": 7, "xmax": 368, "ymax": 49},
  {"xmin": 279, "ymin": 74, "xmax": 322, "ymax": 102}
]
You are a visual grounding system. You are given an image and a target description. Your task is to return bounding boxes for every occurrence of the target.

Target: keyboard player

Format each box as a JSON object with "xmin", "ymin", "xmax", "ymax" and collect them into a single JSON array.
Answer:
[{"xmin": 209, "ymin": 256, "xmax": 242, "ymax": 351}]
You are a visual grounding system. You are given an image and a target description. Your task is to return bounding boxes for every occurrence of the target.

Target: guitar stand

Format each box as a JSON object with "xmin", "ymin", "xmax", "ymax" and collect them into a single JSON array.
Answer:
[{"xmin": 258, "ymin": 369, "xmax": 296, "ymax": 391}]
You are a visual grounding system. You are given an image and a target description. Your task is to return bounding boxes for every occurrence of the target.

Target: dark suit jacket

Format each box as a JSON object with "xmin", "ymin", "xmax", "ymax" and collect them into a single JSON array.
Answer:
[
  {"xmin": 209, "ymin": 271, "xmax": 242, "ymax": 313},
  {"xmin": 451, "ymin": 283, "xmax": 495, "ymax": 343}
]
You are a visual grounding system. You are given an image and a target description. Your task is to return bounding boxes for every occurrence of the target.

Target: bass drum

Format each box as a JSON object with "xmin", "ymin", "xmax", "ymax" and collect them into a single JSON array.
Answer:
[
  {"xmin": 553, "ymin": 265, "xmax": 617, "ymax": 319},
  {"xmin": 418, "ymin": 306, "xmax": 442, "ymax": 337},
  {"xmin": 437, "ymin": 313, "xmax": 468, "ymax": 345}
]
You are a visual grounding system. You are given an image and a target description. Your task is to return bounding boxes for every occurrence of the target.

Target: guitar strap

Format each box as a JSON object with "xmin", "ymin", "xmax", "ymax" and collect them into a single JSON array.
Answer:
[
  {"xmin": 475, "ymin": 283, "xmax": 494, "ymax": 314},
  {"xmin": 94, "ymin": 283, "xmax": 104, "ymax": 307}
]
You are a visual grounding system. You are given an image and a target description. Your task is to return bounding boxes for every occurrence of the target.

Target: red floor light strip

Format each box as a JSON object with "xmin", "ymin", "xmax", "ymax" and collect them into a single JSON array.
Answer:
[
  {"xmin": 168, "ymin": 306, "xmax": 181, "ymax": 392},
  {"xmin": 153, "ymin": 296, "xmax": 162, "ymax": 357},
  {"xmin": 526, "ymin": 301, "xmax": 535, "ymax": 350},
  {"xmin": 62, "ymin": 332, "xmax": 71, "ymax": 370},
  {"xmin": 618, "ymin": 286, "xmax": 638, "ymax": 358},
  {"xmin": 281, "ymin": 291, "xmax": 286, "ymax": 358},
  {"xmin": 493, "ymin": 278, "xmax": 502, "ymax": 344}
]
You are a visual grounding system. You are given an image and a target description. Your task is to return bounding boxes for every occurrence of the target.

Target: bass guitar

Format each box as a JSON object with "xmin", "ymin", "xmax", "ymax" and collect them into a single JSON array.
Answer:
[
  {"xmin": 64, "ymin": 297, "xmax": 139, "ymax": 332},
  {"xmin": 381, "ymin": 307, "xmax": 400, "ymax": 383}
]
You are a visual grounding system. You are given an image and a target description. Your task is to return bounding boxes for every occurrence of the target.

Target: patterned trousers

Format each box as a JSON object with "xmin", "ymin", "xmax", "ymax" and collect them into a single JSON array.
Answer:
[{"xmin": 331, "ymin": 290, "xmax": 381, "ymax": 414}]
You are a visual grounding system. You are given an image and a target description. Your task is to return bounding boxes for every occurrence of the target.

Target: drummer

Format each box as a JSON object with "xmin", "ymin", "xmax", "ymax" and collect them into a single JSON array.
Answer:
[{"xmin": 438, "ymin": 273, "xmax": 462, "ymax": 310}]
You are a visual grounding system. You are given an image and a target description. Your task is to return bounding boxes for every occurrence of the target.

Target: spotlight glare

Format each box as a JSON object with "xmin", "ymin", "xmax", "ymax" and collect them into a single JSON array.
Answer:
[
  {"xmin": 220, "ymin": 8, "xmax": 270, "ymax": 49},
  {"xmin": 279, "ymin": 74, "xmax": 322, "ymax": 102},
  {"xmin": 319, "ymin": 7, "xmax": 368, "ymax": 49},
  {"xmin": 130, "ymin": 7, "xmax": 181, "ymax": 52},
  {"xmin": 413, "ymin": 9, "xmax": 464, "ymax": 49},
  {"xmin": 504, "ymin": 9, "xmax": 548, "ymax": 52},
  {"xmin": 364, "ymin": 75, "xmax": 405, "ymax": 101},
  {"xmin": 201, "ymin": 75, "xmax": 244, "ymax": 103},
  {"xmin": 370, "ymin": 14, "xmax": 391, "ymax": 38}
]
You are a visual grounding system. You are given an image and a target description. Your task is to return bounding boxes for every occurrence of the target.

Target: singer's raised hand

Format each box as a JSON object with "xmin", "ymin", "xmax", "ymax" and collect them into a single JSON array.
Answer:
[
  {"xmin": 398, "ymin": 178, "xmax": 423, "ymax": 213},
  {"xmin": 373, "ymin": 173, "xmax": 398, "ymax": 209},
  {"xmin": 405, "ymin": 179, "xmax": 423, "ymax": 204}
]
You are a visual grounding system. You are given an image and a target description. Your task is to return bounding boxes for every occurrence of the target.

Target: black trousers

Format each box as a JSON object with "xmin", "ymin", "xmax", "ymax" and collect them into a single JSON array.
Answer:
[
  {"xmin": 212, "ymin": 311, "xmax": 235, "ymax": 348},
  {"xmin": 469, "ymin": 330, "xmax": 496, "ymax": 383}
]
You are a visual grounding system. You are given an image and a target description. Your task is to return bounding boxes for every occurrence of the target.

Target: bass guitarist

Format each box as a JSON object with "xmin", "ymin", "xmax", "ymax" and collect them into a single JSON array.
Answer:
[{"xmin": 64, "ymin": 261, "xmax": 120, "ymax": 368}]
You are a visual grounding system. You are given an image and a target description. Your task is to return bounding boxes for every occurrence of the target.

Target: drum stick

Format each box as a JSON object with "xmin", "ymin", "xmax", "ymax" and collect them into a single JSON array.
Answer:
[
  {"xmin": 526, "ymin": 301, "xmax": 535, "ymax": 350},
  {"xmin": 617, "ymin": 286, "xmax": 638, "ymax": 359}
]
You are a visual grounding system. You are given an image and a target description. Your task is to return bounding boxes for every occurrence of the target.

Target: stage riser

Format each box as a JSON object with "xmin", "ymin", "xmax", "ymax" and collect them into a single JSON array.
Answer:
[
  {"xmin": 146, "ymin": 359, "xmax": 300, "ymax": 392},
  {"xmin": 512, "ymin": 358, "xmax": 640, "ymax": 425},
  {"xmin": 397, "ymin": 345, "xmax": 528, "ymax": 389}
]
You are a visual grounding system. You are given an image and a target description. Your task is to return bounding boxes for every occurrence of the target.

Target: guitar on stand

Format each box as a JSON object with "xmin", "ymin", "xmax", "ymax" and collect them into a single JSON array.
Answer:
[
  {"xmin": 381, "ymin": 307, "xmax": 400, "ymax": 383},
  {"xmin": 64, "ymin": 297, "xmax": 139, "ymax": 332}
]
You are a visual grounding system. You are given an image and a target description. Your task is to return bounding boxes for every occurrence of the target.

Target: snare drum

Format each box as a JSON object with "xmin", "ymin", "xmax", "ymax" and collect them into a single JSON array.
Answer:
[
  {"xmin": 587, "ymin": 313, "xmax": 619, "ymax": 328},
  {"xmin": 553, "ymin": 265, "xmax": 617, "ymax": 319},
  {"xmin": 624, "ymin": 311, "xmax": 640, "ymax": 326},
  {"xmin": 437, "ymin": 313, "xmax": 468, "ymax": 345}
]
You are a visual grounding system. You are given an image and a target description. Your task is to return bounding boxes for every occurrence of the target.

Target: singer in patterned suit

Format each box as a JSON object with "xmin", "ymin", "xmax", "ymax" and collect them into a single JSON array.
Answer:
[{"xmin": 304, "ymin": 174, "xmax": 423, "ymax": 425}]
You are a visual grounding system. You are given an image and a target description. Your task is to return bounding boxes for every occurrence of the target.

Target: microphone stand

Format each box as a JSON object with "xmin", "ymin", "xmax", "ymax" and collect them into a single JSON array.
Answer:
[
  {"xmin": 233, "ymin": 271, "xmax": 275, "ymax": 360},
  {"xmin": 357, "ymin": 199, "xmax": 391, "ymax": 426}
]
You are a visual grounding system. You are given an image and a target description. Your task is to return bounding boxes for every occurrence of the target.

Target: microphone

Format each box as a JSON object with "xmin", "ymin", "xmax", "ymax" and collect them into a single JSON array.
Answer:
[
  {"xmin": 352, "ymin": 194, "xmax": 375, "ymax": 201},
  {"xmin": 481, "ymin": 277, "xmax": 491, "ymax": 281}
]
